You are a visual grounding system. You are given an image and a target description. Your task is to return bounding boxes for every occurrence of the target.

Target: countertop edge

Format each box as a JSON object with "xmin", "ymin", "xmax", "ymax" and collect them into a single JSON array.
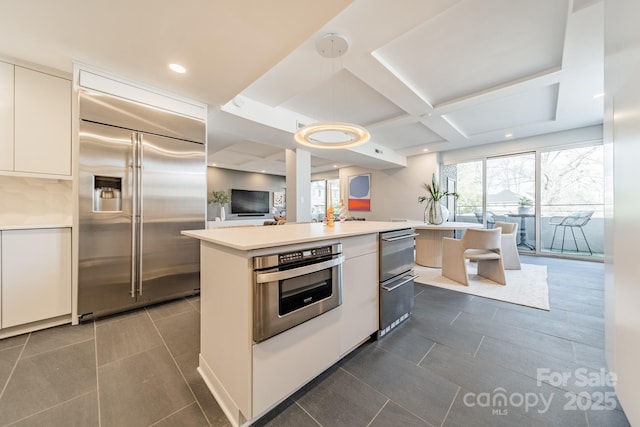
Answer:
[
  {"xmin": 0, "ymin": 224, "xmax": 73, "ymax": 231},
  {"xmin": 182, "ymin": 221, "xmax": 419, "ymax": 251}
]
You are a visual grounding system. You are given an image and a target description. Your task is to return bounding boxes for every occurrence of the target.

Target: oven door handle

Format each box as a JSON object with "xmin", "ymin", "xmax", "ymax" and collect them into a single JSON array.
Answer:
[
  {"xmin": 381, "ymin": 274, "xmax": 418, "ymax": 292},
  {"xmin": 255, "ymin": 255, "xmax": 345, "ymax": 283},
  {"xmin": 381, "ymin": 233, "xmax": 419, "ymax": 242}
]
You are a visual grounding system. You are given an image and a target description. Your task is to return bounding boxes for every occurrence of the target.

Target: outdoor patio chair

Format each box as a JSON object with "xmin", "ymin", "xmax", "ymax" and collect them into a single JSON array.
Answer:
[
  {"xmin": 442, "ymin": 228, "xmax": 506, "ymax": 286},
  {"xmin": 549, "ymin": 211, "xmax": 594, "ymax": 255},
  {"xmin": 474, "ymin": 211, "xmax": 507, "ymax": 229}
]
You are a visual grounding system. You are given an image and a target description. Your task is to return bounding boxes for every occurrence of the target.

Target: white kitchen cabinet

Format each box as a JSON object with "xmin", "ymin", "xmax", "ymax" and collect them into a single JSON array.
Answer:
[
  {"xmin": 14, "ymin": 66, "xmax": 71, "ymax": 176},
  {"xmin": 252, "ymin": 308, "xmax": 341, "ymax": 417},
  {"xmin": 0, "ymin": 61, "xmax": 13, "ymax": 172},
  {"xmin": 1, "ymin": 228, "xmax": 71, "ymax": 328},
  {"xmin": 339, "ymin": 234, "xmax": 379, "ymax": 355}
]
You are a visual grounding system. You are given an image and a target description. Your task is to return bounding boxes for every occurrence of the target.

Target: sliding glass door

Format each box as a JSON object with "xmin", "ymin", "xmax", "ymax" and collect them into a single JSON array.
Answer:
[
  {"xmin": 444, "ymin": 142, "xmax": 603, "ymax": 259},
  {"xmin": 486, "ymin": 153, "xmax": 536, "ymax": 252}
]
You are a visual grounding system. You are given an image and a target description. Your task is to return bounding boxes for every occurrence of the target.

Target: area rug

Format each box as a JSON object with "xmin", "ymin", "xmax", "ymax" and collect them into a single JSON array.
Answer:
[{"xmin": 414, "ymin": 262, "xmax": 550, "ymax": 310}]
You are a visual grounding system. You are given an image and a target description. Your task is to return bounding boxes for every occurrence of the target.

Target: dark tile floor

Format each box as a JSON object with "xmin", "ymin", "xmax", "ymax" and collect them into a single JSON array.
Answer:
[{"xmin": 0, "ymin": 256, "xmax": 631, "ymax": 426}]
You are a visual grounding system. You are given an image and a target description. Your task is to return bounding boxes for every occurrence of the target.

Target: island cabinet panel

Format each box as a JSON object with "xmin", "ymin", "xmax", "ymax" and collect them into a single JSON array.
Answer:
[
  {"xmin": 1, "ymin": 228, "xmax": 71, "ymax": 328},
  {"xmin": 252, "ymin": 308, "xmax": 340, "ymax": 417},
  {"xmin": 339, "ymin": 234, "xmax": 379, "ymax": 355},
  {"xmin": 14, "ymin": 66, "xmax": 71, "ymax": 176},
  {"xmin": 198, "ymin": 242, "xmax": 253, "ymax": 423},
  {"xmin": 0, "ymin": 61, "xmax": 13, "ymax": 172}
]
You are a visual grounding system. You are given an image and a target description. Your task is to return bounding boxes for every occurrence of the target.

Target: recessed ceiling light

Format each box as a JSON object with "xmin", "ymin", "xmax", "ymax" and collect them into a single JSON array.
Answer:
[
  {"xmin": 423, "ymin": 148, "xmax": 429, "ymax": 152},
  {"xmin": 333, "ymin": 165, "xmax": 338, "ymax": 168},
  {"xmin": 593, "ymin": 92, "xmax": 604, "ymax": 99},
  {"xmin": 261, "ymin": 170, "xmax": 266, "ymax": 173},
  {"xmin": 505, "ymin": 133, "xmax": 513, "ymax": 138},
  {"xmin": 169, "ymin": 63, "xmax": 186, "ymax": 74}
]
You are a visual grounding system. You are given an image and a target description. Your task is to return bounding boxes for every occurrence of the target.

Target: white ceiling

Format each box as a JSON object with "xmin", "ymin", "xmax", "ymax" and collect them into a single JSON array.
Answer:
[{"xmin": 0, "ymin": 0, "xmax": 603, "ymax": 176}]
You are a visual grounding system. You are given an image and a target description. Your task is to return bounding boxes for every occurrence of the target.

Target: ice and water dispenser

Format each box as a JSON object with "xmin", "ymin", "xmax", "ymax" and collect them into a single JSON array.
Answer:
[{"xmin": 93, "ymin": 176, "xmax": 122, "ymax": 212}]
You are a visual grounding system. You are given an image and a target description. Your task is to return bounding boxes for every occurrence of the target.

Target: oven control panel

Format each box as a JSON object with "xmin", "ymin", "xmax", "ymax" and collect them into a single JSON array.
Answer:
[{"xmin": 278, "ymin": 245, "xmax": 333, "ymax": 265}]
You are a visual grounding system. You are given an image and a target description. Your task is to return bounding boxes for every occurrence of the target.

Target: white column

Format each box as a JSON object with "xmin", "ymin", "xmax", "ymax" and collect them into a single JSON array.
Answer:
[
  {"xmin": 285, "ymin": 149, "xmax": 311, "ymax": 223},
  {"xmin": 605, "ymin": 0, "xmax": 640, "ymax": 424}
]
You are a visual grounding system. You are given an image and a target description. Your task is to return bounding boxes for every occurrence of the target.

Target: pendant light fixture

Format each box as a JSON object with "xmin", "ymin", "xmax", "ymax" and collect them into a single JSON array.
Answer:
[{"xmin": 294, "ymin": 33, "xmax": 371, "ymax": 149}]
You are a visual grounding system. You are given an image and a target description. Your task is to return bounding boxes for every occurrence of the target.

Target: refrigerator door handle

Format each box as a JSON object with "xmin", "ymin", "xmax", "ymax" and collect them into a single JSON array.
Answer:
[
  {"xmin": 130, "ymin": 132, "xmax": 139, "ymax": 298},
  {"xmin": 138, "ymin": 133, "xmax": 144, "ymax": 295}
]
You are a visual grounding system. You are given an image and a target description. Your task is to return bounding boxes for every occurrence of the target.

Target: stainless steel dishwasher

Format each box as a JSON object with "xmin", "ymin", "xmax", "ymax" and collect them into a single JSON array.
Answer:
[{"xmin": 378, "ymin": 228, "xmax": 418, "ymax": 337}]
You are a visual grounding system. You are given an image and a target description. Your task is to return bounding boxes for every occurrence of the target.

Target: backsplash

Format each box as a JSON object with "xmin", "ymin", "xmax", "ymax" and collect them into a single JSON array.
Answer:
[{"xmin": 0, "ymin": 176, "xmax": 72, "ymax": 225}]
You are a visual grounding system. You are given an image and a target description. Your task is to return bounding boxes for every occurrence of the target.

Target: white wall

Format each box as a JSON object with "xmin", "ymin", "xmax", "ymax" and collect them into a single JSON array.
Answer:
[
  {"xmin": 0, "ymin": 176, "xmax": 71, "ymax": 225},
  {"xmin": 338, "ymin": 153, "xmax": 438, "ymax": 221},
  {"xmin": 604, "ymin": 0, "xmax": 640, "ymax": 424}
]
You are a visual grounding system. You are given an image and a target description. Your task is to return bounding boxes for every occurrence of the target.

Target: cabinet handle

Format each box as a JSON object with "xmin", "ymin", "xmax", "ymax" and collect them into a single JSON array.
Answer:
[
  {"xmin": 381, "ymin": 233, "xmax": 419, "ymax": 242},
  {"xmin": 381, "ymin": 275, "xmax": 418, "ymax": 292},
  {"xmin": 255, "ymin": 256, "xmax": 344, "ymax": 283}
]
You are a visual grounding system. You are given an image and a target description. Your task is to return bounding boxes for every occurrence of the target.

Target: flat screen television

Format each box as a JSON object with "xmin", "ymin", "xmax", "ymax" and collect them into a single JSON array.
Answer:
[{"xmin": 231, "ymin": 189, "xmax": 270, "ymax": 214}]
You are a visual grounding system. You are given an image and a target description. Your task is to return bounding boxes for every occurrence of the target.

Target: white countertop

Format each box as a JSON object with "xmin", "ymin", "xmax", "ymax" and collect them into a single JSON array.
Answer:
[{"xmin": 182, "ymin": 221, "xmax": 419, "ymax": 251}]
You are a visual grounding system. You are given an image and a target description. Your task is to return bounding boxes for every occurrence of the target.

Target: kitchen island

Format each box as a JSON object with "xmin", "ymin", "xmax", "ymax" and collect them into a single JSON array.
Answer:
[{"xmin": 182, "ymin": 221, "xmax": 416, "ymax": 427}]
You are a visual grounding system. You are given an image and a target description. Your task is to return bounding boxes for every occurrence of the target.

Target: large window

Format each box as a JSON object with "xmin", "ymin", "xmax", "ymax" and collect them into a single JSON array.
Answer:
[
  {"xmin": 445, "ymin": 143, "xmax": 603, "ymax": 259},
  {"xmin": 539, "ymin": 145, "xmax": 604, "ymax": 255},
  {"xmin": 454, "ymin": 160, "xmax": 483, "ymax": 218},
  {"xmin": 311, "ymin": 178, "xmax": 339, "ymax": 222}
]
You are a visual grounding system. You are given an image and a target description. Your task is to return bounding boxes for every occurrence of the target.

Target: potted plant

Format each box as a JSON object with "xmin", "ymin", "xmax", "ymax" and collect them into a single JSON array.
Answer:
[
  {"xmin": 208, "ymin": 190, "xmax": 230, "ymax": 220},
  {"xmin": 518, "ymin": 196, "xmax": 533, "ymax": 214},
  {"xmin": 418, "ymin": 173, "xmax": 459, "ymax": 224}
]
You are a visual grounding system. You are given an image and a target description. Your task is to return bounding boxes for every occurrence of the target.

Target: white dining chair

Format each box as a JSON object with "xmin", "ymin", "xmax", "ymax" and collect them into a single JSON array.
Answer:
[
  {"xmin": 441, "ymin": 228, "xmax": 506, "ymax": 286},
  {"xmin": 494, "ymin": 221, "xmax": 521, "ymax": 270}
]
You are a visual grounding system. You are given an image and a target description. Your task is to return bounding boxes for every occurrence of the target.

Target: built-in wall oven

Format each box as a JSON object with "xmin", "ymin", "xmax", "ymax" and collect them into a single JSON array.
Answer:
[
  {"xmin": 253, "ymin": 243, "xmax": 344, "ymax": 343},
  {"xmin": 379, "ymin": 228, "xmax": 418, "ymax": 337}
]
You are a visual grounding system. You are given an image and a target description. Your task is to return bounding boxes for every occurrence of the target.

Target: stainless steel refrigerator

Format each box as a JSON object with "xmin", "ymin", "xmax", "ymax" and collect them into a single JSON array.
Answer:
[{"xmin": 78, "ymin": 90, "xmax": 206, "ymax": 320}]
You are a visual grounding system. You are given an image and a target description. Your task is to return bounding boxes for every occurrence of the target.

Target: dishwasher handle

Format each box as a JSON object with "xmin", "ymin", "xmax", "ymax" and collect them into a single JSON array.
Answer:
[
  {"xmin": 255, "ymin": 255, "xmax": 345, "ymax": 283},
  {"xmin": 380, "ymin": 233, "xmax": 419, "ymax": 242},
  {"xmin": 381, "ymin": 274, "xmax": 418, "ymax": 292}
]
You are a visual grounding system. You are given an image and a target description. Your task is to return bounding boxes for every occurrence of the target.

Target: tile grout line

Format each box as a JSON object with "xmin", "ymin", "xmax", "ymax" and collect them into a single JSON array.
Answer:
[
  {"xmin": 148, "ymin": 402, "xmax": 200, "ymax": 426},
  {"xmin": 365, "ymin": 399, "xmax": 389, "ymax": 427},
  {"xmin": 417, "ymin": 341, "xmax": 437, "ymax": 366},
  {"xmin": 185, "ymin": 295, "xmax": 201, "ymax": 313},
  {"xmin": 440, "ymin": 386, "xmax": 461, "ymax": 427},
  {"xmin": 4, "ymin": 390, "xmax": 97, "ymax": 426},
  {"xmin": 294, "ymin": 400, "xmax": 323, "ymax": 426},
  {"xmin": 449, "ymin": 311, "xmax": 462, "ymax": 325},
  {"xmin": 19, "ymin": 337, "xmax": 96, "ymax": 361},
  {"xmin": 94, "ymin": 320, "xmax": 102, "ymax": 427},
  {"xmin": 145, "ymin": 307, "xmax": 213, "ymax": 427},
  {"xmin": 97, "ymin": 344, "xmax": 166, "ymax": 369},
  {"xmin": 0, "ymin": 332, "xmax": 30, "ymax": 401},
  {"xmin": 339, "ymin": 366, "xmax": 433, "ymax": 427},
  {"xmin": 473, "ymin": 336, "xmax": 485, "ymax": 358}
]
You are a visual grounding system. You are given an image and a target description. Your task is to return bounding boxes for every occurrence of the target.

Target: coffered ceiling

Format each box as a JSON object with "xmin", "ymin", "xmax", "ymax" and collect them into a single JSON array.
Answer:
[{"xmin": 0, "ymin": 0, "xmax": 603, "ymax": 175}]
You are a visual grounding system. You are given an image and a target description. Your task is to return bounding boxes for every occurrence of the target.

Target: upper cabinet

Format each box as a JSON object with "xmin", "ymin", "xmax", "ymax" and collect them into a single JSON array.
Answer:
[
  {"xmin": 0, "ymin": 62, "xmax": 13, "ymax": 171},
  {"xmin": 0, "ymin": 62, "xmax": 71, "ymax": 177}
]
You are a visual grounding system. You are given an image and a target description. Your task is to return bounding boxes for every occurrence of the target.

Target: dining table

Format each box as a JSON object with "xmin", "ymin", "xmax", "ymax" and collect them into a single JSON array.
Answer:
[
  {"xmin": 414, "ymin": 221, "xmax": 484, "ymax": 268},
  {"xmin": 506, "ymin": 212, "xmax": 536, "ymax": 250}
]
